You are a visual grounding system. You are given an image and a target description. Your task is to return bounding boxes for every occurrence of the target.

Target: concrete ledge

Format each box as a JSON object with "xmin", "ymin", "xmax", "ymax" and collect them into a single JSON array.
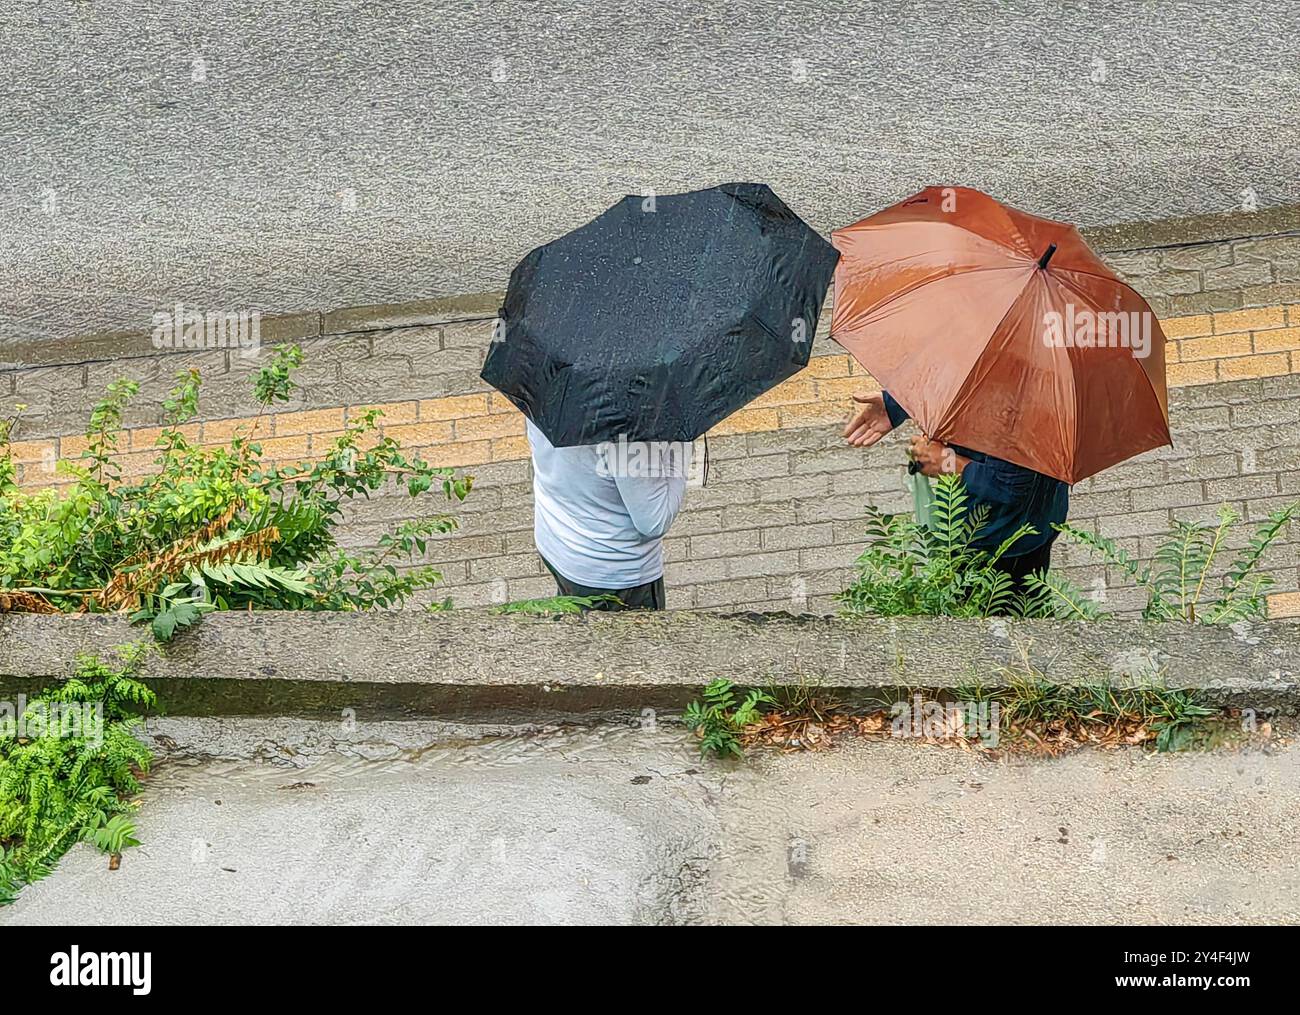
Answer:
[
  {"xmin": 1082, "ymin": 203, "xmax": 1300, "ymax": 252},
  {"xmin": 0, "ymin": 312, "xmax": 324, "ymax": 371},
  {"xmin": 319, "ymin": 292, "xmax": 503, "ymax": 336},
  {"xmin": 6, "ymin": 204, "xmax": 1300, "ymax": 371},
  {"xmin": 1, "ymin": 611, "xmax": 1298, "ymax": 719},
  {"xmin": 0, "ymin": 293, "xmax": 504, "ymax": 371}
]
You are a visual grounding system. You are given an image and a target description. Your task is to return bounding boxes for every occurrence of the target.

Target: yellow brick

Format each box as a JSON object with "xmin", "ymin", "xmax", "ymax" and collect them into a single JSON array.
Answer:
[
  {"xmin": 1163, "ymin": 339, "xmax": 1180, "ymax": 364},
  {"xmin": 274, "ymin": 407, "xmax": 345, "ymax": 437},
  {"xmin": 129, "ymin": 424, "xmax": 201, "ymax": 449},
  {"xmin": 1178, "ymin": 332, "xmax": 1252, "ymax": 362},
  {"xmin": 113, "ymin": 450, "xmax": 160, "ymax": 476},
  {"xmin": 491, "ymin": 435, "xmax": 530, "ymax": 461},
  {"xmin": 310, "ymin": 429, "xmax": 384, "ymax": 455},
  {"xmin": 202, "ymin": 416, "xmax": 259, "ymax": 445},
  {"xmin": 419, "ymin": 394, "xmax": 492, "ymax": 420},
  {"xmin": 453, "ymin": 413, "xmax": 524, "ymax": 442},
  {"xmin": 383, "ymin": 421, "xmax": 455, "ymax": 446},
  {"xmin": 779, "ymin": 403, "xmax": 852, "ymax": 429},
  {"xmin": 356, "ymin": 429, "xmax": 387, "ymax": 452},
  {"xmin": 489, "ymin": 392, "xmax": 520, "ymax": 414},
  {"xmin": 422, "ymin": 441, "xmax": 492, "ymax": 468},
  {"xmin": 1218, "ymin": 353, "xmax": 1290, "ymax": 381},
  {"xmin": 748, "ymin": 378, "xmax": 817, "ymax": 409},
  {"xmin": 1289, "ymin": 305, "xmax": 1300, "ymax": 326},
  {"xmin": 815, "ymin": 375, "xmax": 881, "ymax": 401},
  {"xmin": 1159, "ymin": 314, "xmax": 1213, "ymax": 340},
  {"xmin": 1267, "ymin": 591, "xmax": 1300, "ymax": 619},
  {"xmin": 348, "ymin": 401, "xmax": 419, "ymax": 425},
  {"xmin": 708, "ymin": 407, "xmax": 781, "ymax": 436},
  {"xmin": 1252, "ymin": 326, "xmax": 1300, "ymax": 354},
  {"xmin": 58, "ymin": 434, "xmax": 93, "ymax": 458},
  {"xmin": 4, "ymin": 439, "xmax": 57, "ymax": 465},
  {"xmin": 256, "ymin": 435, "xmax": 312, "ymax": 460},
  {"xmin": 15, "ymin": 457, "xmax": 62, "ymax": 483},
  {"xmin": 802, "ymin": 354, "xmax": 852, "ymax": 378},
  {"xmin": 1213, "ymin": 306, "xmax": 1287, "ymax": 333},
  {"xmin": 1166, "ymin": 361, "xmax": 1217, "ymax": 387}
]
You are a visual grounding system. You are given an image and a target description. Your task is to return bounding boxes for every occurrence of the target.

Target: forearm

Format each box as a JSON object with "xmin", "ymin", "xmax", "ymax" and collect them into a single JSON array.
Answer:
[
  {"xmin": 613, "ymin": 442, "xmax": 692, "ymax": 538},
  {"xmin": 616, "ymin": 475, "xmax": 688, "ymax": 537}
]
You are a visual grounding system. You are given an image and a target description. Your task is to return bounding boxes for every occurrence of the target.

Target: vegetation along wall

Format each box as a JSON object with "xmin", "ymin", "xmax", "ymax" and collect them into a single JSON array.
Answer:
[{"xmin": 4, "ymin": 216, "xmax": 1300, "ymax": 618}]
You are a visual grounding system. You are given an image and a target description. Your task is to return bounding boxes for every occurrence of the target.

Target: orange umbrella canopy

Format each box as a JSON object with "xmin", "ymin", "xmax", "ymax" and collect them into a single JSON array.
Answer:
[{"xmin": 830, "ymin": 186, "xmax": 1171, "ymax": 485}]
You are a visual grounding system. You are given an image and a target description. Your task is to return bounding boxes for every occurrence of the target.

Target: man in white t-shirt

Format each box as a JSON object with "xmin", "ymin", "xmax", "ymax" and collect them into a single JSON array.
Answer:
[{"xmin": 526, "ymin": 419, "xmax": 692, "ymax": 611}]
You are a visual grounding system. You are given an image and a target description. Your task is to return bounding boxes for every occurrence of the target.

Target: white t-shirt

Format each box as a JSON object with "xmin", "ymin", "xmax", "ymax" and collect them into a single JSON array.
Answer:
[{"xmin": 526, "ymin": 419, "xmax": 692, "ymax": 588}]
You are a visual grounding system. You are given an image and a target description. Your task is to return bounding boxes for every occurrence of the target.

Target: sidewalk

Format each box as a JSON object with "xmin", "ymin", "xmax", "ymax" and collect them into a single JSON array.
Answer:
[{"xmin": 4, "ymin": 721, "xmax": 1296, "ymax": 925}]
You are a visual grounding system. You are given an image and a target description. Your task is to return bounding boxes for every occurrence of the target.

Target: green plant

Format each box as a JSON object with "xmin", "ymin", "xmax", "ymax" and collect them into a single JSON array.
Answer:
[
  {"xmin": 0, "ymin": 346, "xmax": 472, "ymax": 637},
  {"xmin": 85, "ymin": 813, "xmax": 141, "ymax": 859},
  {"xmin": 1028, "ymin": 503, "xmax": 1300, "ymax": 624},
  {"xmin": 491, "ymin": 594, "xmax": 623, "ymax": 616},
  {"xmin": 763, "ymin": 678, "xmax": 841, "ymax": 721},
  {"xmin": 984, "ymin": 639, "xmax": 1225, "ymax": 752},
  {"xmin": 683, "ymin": 678, "xmax": 775, "ymax": 758},
  {"xmin": 838, "ymin": 473, "xmax": 1043, "ymax": 618},
  {"xmin": 0, "ymin": 646, "xmax": 157, "ymax": 903}
]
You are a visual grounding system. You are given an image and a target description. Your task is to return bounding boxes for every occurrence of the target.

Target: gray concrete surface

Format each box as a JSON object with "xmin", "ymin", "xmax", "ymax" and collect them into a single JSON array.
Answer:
[
  {"xmin": 3, "ymin": 0, "xmax": 1298, "ymax": 344},
  {"xmin": 3, "ymin": 720, "xmax": 1297, "ymax": 925},
  {"xmin": 4, "ymin": 612, "xmax": 1299, "ymax": 718}
]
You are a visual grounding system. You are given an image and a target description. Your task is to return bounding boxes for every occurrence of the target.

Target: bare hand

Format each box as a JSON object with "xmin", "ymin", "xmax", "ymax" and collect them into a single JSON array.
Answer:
[
  {"xmin": 909, "ymin": 435, "xmax": 967, "ymax": 478},
  {"xmin": 843, "ymin": 391, "xmax": 894, "ymax": 448}
]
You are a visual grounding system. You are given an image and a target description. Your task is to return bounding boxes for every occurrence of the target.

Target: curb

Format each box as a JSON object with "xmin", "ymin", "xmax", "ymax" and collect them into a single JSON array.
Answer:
[{"xmin": 2, "ymin": 611, "xmax": 1298, "ymax": 719}]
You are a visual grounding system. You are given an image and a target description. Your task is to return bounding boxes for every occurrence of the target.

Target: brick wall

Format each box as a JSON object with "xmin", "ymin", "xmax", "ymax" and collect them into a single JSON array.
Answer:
[{"xmin": 5, "ymin": 229, "xmax": 1300, "ymax": 618}]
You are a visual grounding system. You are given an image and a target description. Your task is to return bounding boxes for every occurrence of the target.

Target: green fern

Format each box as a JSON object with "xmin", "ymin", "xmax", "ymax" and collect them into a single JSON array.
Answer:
[
  {"xmin": 0, "ymin": 346, "xmax": 473, "ymax": 638},
  {"xmin": 190, "ymin": 559, "xmax": 312, "ymax": 596},
  {"xmin": 1203, "ymin": 503, "xmax": 1300, "ymax": 624},
  {"xmin": 1056, "ymin": 502, "xmax": 1299, "ymax": 624},
  {"xmin": 1054, "ymin": 523, "xmax": 1147, "ymax": 584},
  {"xmin": 0, "ymin": 646, "xmax": 155, "ymax": 905},
  {"xmin": 684, "ymin": 679, "xmax": 775, "ymax": 758},
  {"xmin": 1022, "ymin": 571, "xmax": 1102, "ymax": 620},
  {"xmin": 491, "ymin": 594, "xmax": 622, "ymax": 616},
  {"xmin": 84, "ymin": 813, "xmax": 140, "ymax": 855},
  {"xmin": 839, "ymin": 473, "xmax": 1044, "ymax": 618}
]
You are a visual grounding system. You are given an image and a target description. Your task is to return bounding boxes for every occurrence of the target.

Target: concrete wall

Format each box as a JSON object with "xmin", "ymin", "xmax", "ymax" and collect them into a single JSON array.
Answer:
[
  {"xmin": 2, "ymin": 612, "xmax": 1296, "ymax": 718},
  {"xmin": 5, "ymin": 219, "xmax": 1300, "ymax": 618}
]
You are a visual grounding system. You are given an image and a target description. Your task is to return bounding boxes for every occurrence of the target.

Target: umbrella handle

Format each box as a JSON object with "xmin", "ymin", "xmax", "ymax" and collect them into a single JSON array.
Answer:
[{"xmin": 907, "ymin": 428, "xmax": 932, "ymax": 474}]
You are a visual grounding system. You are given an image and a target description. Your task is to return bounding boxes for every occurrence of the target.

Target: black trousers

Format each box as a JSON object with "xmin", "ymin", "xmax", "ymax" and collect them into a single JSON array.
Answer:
[
  {"xmin": 540, "ymin": 557, "xmax": 666, "ymax": 611},
  {"xmin": 992, "ymin": 537, "xmax": 1055, "ymax": 602}
]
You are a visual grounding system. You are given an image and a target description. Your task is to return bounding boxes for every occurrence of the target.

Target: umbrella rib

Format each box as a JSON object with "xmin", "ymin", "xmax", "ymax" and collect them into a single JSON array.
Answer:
[
  {"xmin": 1039, "ymin": 271, "xmax": 1085, "ymax": 484},
  {"xmin": 1050, "ymin": 270, "xmax": 1173, "ymax": 457},
  {"xmin": 931, "ymin": 276, "xmax": 1035, "ymax": 441},
  {"xmin": 988, "ymin": 202, "xmax": 1038, "ymax": 259}
]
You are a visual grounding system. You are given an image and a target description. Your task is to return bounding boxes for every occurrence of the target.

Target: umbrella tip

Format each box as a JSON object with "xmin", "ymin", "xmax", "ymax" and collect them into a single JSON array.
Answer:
[{"xmin": 1037, "ymin": 243, "xmax": 1058, "ymax": 270}]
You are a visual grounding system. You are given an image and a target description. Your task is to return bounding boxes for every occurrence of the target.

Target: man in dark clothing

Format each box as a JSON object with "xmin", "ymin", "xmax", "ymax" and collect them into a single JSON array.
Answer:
[{"xmin": 844, "ymin": 390, "xmax": 1069, "ymax": 589}]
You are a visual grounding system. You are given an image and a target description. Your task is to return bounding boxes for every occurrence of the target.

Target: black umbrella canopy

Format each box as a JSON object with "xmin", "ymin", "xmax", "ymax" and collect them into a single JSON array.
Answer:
[{"xmin": 481, "ymin": 182, "xmax": 840, "ymax": 446}]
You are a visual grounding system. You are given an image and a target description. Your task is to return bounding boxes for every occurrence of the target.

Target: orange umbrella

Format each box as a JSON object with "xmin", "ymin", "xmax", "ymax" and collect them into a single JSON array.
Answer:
[{"xmin": 830, "ymin": 186, "xmax": 1171, "ymax": 484}]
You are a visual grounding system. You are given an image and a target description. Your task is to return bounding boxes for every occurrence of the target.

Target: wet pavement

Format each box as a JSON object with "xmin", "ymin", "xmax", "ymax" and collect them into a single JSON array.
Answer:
[
  {"xmin": 4, "ymin": 0, "xmax": 1299, "ymax": 343},
  {"xmin": 2, "ymin": 718, "xmax": 1298, "ymax": 925}
]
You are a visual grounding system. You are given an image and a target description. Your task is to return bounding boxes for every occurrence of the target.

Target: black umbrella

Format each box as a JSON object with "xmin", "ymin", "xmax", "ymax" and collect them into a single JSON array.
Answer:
[{"xmin": 481, "ymin": 182, "xmax": 840, "ymax": 446}]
